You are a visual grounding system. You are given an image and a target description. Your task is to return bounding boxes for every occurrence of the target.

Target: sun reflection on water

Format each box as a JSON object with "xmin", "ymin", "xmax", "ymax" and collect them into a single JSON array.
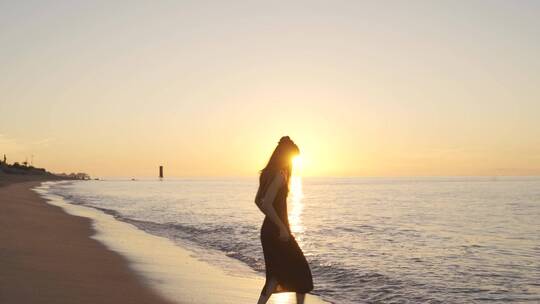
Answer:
[{"xmin": 289, "ymin": 156, "xmax": 305, "ymax": 243}]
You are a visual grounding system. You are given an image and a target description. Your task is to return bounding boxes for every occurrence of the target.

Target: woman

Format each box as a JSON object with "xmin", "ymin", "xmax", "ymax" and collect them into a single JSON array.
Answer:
[{"xmin": 254, "ymin": 136, "xmax": 313, "ymax": 304}]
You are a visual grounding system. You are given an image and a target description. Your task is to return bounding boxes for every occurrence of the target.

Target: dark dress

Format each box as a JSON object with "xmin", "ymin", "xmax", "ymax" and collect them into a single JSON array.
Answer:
[{"xmin": 260, "ymin": 175, "xmax": 314, "ymax": 295}]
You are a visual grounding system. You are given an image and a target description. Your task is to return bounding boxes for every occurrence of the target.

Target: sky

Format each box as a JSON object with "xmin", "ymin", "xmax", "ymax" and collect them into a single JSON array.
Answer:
[{"xmin": 1, "ymin": 1, "xmax": 539, "ymax": 177}]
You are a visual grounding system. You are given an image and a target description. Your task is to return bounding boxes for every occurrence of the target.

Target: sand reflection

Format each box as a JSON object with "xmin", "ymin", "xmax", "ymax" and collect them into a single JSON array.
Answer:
[{"xmin": 271, "ymin": 292, "xmax": 294, "ymax": 304}]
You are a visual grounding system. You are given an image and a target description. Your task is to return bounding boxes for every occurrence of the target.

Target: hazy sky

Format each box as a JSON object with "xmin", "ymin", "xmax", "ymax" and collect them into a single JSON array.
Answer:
[{"xmin": 1, "ymin": 1, "xmax": 539, "ymax": 177}]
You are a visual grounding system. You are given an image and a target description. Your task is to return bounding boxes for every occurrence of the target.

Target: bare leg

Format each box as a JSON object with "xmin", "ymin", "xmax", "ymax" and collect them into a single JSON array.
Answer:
[
  {"xmin": 256, "ymin": 277, "xmax": 278, "ymax": 304},
  {"xmin": 296, "ymin": 293, "xmax": 306, "ymax": 304}
]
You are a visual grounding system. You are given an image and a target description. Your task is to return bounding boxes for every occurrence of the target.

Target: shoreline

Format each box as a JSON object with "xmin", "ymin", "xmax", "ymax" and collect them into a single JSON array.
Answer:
[
  {"xmin": 1, "ymin": 179, "xmax": 330, "ymax": 304},
  {"xmin": 0, "ymin": 180, "xmax": 174, "ymax": 304}
]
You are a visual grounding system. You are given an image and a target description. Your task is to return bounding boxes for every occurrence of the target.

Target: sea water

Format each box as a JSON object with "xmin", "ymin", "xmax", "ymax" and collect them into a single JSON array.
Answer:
[{"xmin": 49, "ymin": 177, "xmax": 540, "ymax": 303}]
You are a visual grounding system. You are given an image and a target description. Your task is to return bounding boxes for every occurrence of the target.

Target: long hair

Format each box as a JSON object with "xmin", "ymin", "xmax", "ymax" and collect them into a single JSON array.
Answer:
[{"xmin": 255, "ymin": 136, "xmax": 300, "ymax": 203}]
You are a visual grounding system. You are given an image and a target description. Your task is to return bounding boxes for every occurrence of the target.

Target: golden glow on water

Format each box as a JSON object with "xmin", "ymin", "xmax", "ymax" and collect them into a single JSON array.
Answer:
[
  {"xmin": 289, "ymin": 155, "xmax": 305, "ymax": 242},
  {"xmin": 289, "ymin": 175, "xmax": 304, "ymax": 236}
]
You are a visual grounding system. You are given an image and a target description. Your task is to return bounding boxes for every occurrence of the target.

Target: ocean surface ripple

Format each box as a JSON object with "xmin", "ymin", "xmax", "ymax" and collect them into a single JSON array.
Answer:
[{"xmin": 50, "ymin": 177, "xmax": 540, "ymax": 304}]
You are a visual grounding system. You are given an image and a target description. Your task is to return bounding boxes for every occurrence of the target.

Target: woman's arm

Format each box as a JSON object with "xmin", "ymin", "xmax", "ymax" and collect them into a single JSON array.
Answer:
[
  {"xmin": 254, "ymin": 180, "xmax": 266, "ymax": 213},
  {"xmin": 254, "ymin": 172, "xmax": 280, "ymax": 214},
  {"xmin": 259, "ymin": 171, "xmax": 289, "ymax": 238}
]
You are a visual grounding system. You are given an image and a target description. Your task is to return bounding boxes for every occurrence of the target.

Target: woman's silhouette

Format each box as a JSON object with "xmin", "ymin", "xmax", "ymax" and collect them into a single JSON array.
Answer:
[{"xmin": 254, "ymin": 136, "xmax": 313, "ymax": 304}]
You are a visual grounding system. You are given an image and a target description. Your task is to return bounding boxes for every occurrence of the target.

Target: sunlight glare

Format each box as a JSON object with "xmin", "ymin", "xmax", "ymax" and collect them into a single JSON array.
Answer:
[{"xmin": 292, "ymin": 155, "xmax": 303, "ymax": 175}]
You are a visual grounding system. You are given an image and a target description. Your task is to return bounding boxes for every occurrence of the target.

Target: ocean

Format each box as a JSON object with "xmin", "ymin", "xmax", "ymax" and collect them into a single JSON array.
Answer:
[{"xmin": 47, "ymin": 176, "xmax": 540, "ymax": 303}]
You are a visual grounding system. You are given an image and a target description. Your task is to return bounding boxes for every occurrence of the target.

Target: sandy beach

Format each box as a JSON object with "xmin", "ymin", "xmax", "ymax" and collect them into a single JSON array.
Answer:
[{"xmin": 0, "ymin": 179, "xmax": 174, "ymax": 304}]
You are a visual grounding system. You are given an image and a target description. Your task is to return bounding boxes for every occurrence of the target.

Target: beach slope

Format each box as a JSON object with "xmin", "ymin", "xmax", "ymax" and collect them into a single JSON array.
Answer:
[{"xmin": 0, "ymin": 181, "xmax": 173, "ymax": 304}]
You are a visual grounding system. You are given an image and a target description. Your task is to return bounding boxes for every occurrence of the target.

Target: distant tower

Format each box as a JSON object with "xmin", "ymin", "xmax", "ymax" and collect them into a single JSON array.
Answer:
[{"xmin": 159, "ymin": 165, "xmax": 164, "ymax": 179}]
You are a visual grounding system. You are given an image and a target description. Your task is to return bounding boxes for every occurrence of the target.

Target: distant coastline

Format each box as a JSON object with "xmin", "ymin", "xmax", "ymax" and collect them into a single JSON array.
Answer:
[{"xmin": 0, "ymin": 158, "xmax": 90, "ymax": 187}]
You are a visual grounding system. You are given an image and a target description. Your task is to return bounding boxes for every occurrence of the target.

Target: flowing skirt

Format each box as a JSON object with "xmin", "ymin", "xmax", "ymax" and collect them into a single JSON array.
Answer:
[{"xmin": 260, "ymin": 217, "xmax": 314, "ymax": 295}]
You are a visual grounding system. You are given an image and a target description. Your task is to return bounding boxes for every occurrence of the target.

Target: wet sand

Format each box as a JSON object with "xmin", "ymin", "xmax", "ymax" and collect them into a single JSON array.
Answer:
[{"xmin": 0, "ymin": 179, "xmax": 174, "ymax": 304}]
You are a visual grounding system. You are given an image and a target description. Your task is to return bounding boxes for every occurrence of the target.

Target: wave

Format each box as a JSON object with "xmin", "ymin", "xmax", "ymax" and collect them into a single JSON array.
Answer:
[
  {"xmin": 50, "ymin": 190, "xmax": 449, "ymax": 304},
  {"xmin": 47, "ymin": 180, "xmax": 540, "ymax": 304}
]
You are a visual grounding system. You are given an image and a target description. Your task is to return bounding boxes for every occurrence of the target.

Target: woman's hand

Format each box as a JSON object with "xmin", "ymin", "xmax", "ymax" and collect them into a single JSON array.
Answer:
[{"xmin": 278, "ymin": 227, "xmax": 290, "ymax": 242}]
